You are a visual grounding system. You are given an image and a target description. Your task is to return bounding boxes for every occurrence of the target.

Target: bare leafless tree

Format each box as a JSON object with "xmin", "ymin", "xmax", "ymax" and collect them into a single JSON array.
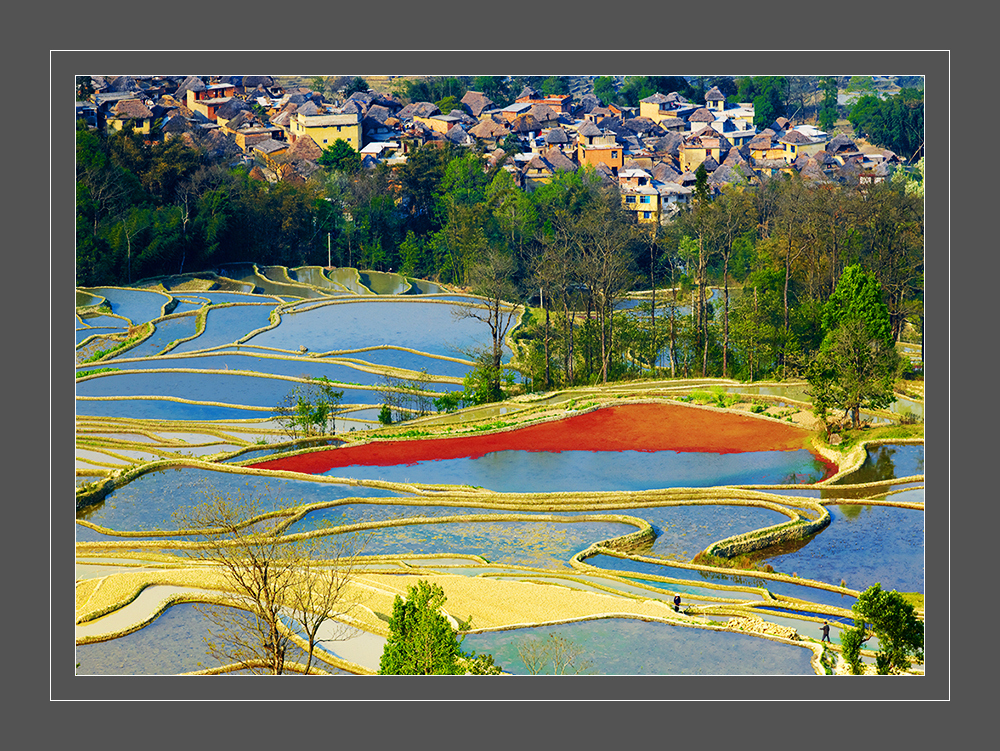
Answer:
[
  {"xmin": 174, "ymin": 484, "xmax": 368, "ymax": 675},
  {"xmin": 517, "ymin": 633, "xmax": 593, "ymax": 675}
]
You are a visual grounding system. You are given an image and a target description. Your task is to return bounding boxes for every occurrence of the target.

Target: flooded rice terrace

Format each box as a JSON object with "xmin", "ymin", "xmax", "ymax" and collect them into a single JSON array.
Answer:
[{"xmin": 76, "ymin": 267, "xmax": 924, "ymax": 677}]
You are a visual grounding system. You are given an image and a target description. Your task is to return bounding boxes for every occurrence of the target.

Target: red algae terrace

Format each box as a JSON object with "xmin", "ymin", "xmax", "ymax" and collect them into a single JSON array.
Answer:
[{"xmin": 249, "ymin": 403, "xmax": 836, "ymax": 479}]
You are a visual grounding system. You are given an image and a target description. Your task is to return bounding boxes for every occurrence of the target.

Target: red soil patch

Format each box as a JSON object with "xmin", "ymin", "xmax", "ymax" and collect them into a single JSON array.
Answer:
[{"xmin": 250, "ymin": 402, "xmax": 833, "ymax": 477}]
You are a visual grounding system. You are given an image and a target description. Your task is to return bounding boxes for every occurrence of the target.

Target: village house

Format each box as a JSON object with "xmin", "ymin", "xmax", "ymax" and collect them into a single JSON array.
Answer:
[
  {"xmin": 618, "ymin": 168, "xmax": 661, "ymax": 223},
  {"xmin": 106, "ymin": 99, "xmax": 155, "ymax": 134},
  {"xmin": 576, "ymin": 120, "xmax": 623, "ymax": 175},
  {"xmin": 185, "ymin": 82, "xmax": 237, "ymax": 121},
  {"xmin": 289, "ymin": 110, "xmax": 362, "ymax": 151}
]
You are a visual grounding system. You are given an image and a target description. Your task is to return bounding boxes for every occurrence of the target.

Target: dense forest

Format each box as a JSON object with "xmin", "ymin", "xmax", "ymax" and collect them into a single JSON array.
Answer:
[{"xmin": 76, "ymin": 117, "xmax": 923, "ymax": 391}]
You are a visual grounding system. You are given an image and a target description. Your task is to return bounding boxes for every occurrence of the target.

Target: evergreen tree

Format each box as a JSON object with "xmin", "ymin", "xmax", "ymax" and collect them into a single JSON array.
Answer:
[{"xmin": 378, "ymin": 580, "xmax": 465, "ymax": 675}]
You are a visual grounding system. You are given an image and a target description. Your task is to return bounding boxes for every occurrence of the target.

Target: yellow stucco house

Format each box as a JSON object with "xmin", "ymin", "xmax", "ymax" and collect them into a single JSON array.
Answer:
[
  {"xmin": 107, "ymin": 99, "xmax": 155, "ymax": 134},
  {"xmin": 618, "ymin": 168, "xmax": 661, "ymax": 223},
  {"xmin": 290, "ymin": 111, "xmax": 362, "ymax": 151}
]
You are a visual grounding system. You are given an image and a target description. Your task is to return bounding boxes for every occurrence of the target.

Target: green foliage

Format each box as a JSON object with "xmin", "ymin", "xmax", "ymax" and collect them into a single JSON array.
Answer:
[
  {"xmin": 818, "ymin": 76, "xmax": 839, "ymax": 132},
  {"xmin": 840, "ymin": 624, "xmax": 867, "ymax": 675},
  {"xmin": 846, "ymin": 75, "xmax": 875, "ymax": 93},
  {"xmin": 593, "ymin": 76, "xmax": 619, "ymax": 107},
  {"xmin": 76, "ymin": 367, "xmax": 121, "ymax": 378},
  {"xmin": 344, "ymin": 77, "xmax": 370, "ymax": 96},
  {"xmin": 848, "ymin": 88, "xmax": 924, "ymax": 160},
  {"xmin": 809, "ymin": 265, "xmax": 902, "ymax": 428},
  {"xmin": 274, "ymin": 377, "xmax": 344, "ymax": 438},
  {"xmin": 378, "ymin": 580, "xmax": 480, "ymax": 675},
  {"xmin": 318, "ymin": 139, "xmax": 362, "ymax": 174},
  {"xmin": 472, "ymin": 76, "xmax": 511, "ymax": 107},
  {"xmin": 852, "ymin": 583, "xmax": 924, "ymax": 674},
  {"xmin": 737, "ymin": 76, "xmax": 790, "ymax": 130},
  {"xmin": 378, "ymin": 404, "xmax": 393, "ymax": 425},
  {"xmin": 540, "ymin": 76, "xmax": 569, "ymax": 96}
]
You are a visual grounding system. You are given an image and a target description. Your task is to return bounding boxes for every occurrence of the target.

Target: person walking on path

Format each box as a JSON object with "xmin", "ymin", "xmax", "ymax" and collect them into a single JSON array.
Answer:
[
  {"xmin": 673, "ymin": 594, "xmax": 681, "ymax": 612},
  {"xmin": 821, "ymin": 621, "xmax": 831, "ymax": 643}
]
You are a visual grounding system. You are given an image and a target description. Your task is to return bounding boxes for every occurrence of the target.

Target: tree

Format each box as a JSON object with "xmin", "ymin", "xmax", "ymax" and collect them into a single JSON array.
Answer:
[
  {"xmin": 274, "ymin": 377, "xmax": 345, "ymax": 438},
  {"xmin": 807, "ymin": 265, "xmax": 902, "ymax": 429},
  {"xmin": 175, "ymin": 485, "xmax": 368, "ymax": 675},
  {"xmin": 593, "ymin": 76, "xmax": 619, "ymax": 107},
  {"xmin": 378, "ymin": 580, "xmax": 500, "ymax": 675},
  {"xmin": 737, "ymin": 76, "xmax": 790, "ymax": 130},
  {"xmin": 840, "ymin": 584, "xmax": 924, "ymax": 675},
  {"xmin": 455, "ymin": 245, "xmax": 523, "ymax": 399},
  {"xmin": 344, "ymin": 77, "xmax": 370, "ymax": 96},
  {"xmin": 517, "ymin": 633, "xmax": 593, "ymax": 675},
  {"xmin": 318, "ymin": 139, "xmax": 362, "ymax": 174},
  {"xmin": 818, "ymin": 76, "xmax": 839, "ymax": 132}
]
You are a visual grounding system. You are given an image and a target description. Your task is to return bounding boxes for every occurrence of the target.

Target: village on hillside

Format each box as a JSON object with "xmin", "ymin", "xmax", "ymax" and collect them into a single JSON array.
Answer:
[{"xmin": 76, "ymin": 74, "xmax": 906, "ymax": 226}]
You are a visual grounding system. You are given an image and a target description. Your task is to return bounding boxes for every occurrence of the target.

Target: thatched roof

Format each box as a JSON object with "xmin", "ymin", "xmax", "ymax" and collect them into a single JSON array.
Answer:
[
  {"xmin": 517, "ymin": 85, "xmax": 541, "ymax": 100},
  {"xmin": 827, "ymin": 134, "xmax": 858, "ymax": 153},
  {"xmin": 469, "ymin": 118, "xmax": 509, "ymax": 139},
  {"xmin": 575, "ymin": 94, "xmax": 601, "ymax": 115},
  {"xmin": 108, "ymin": 75, "xmax": 141, "ymax": 93},
  {"xmin": 780, "ymin": 129, "xmax": 815, "ymax": 145},
  {"xmin": 705, "ymin": 86, "xmax": 726, "ymax": 103},
  {"xmin": 174, "ymin": 75, "xmax": 206, "ymax": 99},
  {"xmin": 216, "ymin": 97, "xmax": 251, "ymax": 120},
  {"xmin": 688, "ymin": 107, "xmax": 716, "ymax": 122},
  {"xmin": 242, "ymin": 76, "xmax": 274, "ymax": 89},
  {"xmin": 445, "ymin": 124, "xmax": 473, "ymax": 145},
  {"xmin": 285, "ymin": 134, "xmax": 323, "ymax": 161},
  {"xmin": 511, "ymin": 113, "xmax": 542, "ymax": 133},
  {"xmin": 542, "ymin": 148, "xmax": 577, "ymax": 172},
  {"xmin": 623, "ymin": 117, "xmax": 663, "ymax": 135},
  {"xmin": 651, "ymin": 161, "xmax": 681, "ymax": 183},
  {"xmin": 113, "ymin": 99, "xmax": 154, "ymax": 119},
  {"xmin": 544, "ymin": 127, "xmax": 570, "ymax": 144},
  {"xmin": 397, "ymin": 101, "xmax": 440, "ymax": 120},
  {"xmin": 641, "ymin": 92, "xmax": 672, "ymax": 104},
  {"xmin": 527, "ymin": 103, "xmax": 558, "ymax": 122},
  {"xmin": 461, "ymin": 90, "xmax": 495, "ymax": 117}
]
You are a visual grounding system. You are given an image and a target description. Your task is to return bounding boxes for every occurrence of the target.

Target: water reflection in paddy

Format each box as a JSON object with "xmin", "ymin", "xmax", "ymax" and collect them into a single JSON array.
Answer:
[
  {"xmin": 759, "ymin": 504, "xmax": 924, "ymax": 593},
  {"xmin": 83, "ymin": 287, "xmax": 171, "ymax": 325},
  {"xmin": 584, "ymin": 554, "xmax": 857, "ymax": 609},
  {"xmin": 320, "ymin": 448, "xmax": 830, "ymax": 492},
  {"xmin": 76, "ymin": 466, "xmax": 409, "ymax": 532},
  {"xmin": 318, "ymin": 519, "xmax": 634, "ymax": 568},
  {"xmin": 288, "ymin": 501, "xmax": 788, "ymax": 563},
  {"xmin": 75, "ymin": 397, "xmax": 269, "ymax": 421},
  {"xmin": 75, "ymin": 602, "xmax": 349, "ymax": 675},
  {"xmin": 118, "ymin": 315, "xmax": 198, "ymax": 358},
  {"xmin": 76, "ymin": 370, "xmax": 449, "ymax": 408},
  {"xmin": 833, "ymin": 444, "xmax": 924, "ymax": 484},
  {"xmin": 169, "ymin": 303, "xmax": 277, "ymax": 354},
  {"xmin": 462, "ymin": 617, "xmax": 816, "ymax": 675},
  {"xmin": 245, "ymin": 300, "xmax": 512, "ymax": 360}
]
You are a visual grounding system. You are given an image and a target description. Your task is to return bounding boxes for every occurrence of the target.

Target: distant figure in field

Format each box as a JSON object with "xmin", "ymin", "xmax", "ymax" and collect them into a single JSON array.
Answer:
[
  {"xmin": 673, "ymin": 594, "xmax": 681, "ymax": 612},
  {"xmin": 821, "ymin": 621, "xmax": 831, "ymax": 643}
]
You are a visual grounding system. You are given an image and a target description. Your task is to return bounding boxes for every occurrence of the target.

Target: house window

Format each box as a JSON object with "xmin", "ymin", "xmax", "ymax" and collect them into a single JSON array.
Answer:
[
  {"xmin": 625, "ymin": 196, "xmax": 636, "ymax": 204},
  {"xmin": 643, "ymin": 211, "xmax": 652, "ymax": 219},
  {"xmin": 640, "ymin": 196, "xmax": 650, "ymax": 204},
  {"xmin": 611, "ymin": 151, "xmax": 617, "ymax": 158}
]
